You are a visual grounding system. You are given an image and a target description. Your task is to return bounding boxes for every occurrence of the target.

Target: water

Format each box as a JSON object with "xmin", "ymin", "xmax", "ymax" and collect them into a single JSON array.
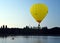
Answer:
[{"xmin": 0, "ymin": 36, "xmax": 60, "ymax": 43}]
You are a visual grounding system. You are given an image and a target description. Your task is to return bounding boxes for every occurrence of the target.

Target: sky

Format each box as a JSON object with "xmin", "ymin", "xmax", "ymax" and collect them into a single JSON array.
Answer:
[{"xmin": 0, "ymin": 0, "xmax": 60, "ymax": 28}]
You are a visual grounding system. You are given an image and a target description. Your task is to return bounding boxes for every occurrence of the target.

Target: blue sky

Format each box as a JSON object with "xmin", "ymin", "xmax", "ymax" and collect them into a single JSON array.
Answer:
[{"xmin": 0, "ymin": 0, "xmax": 60, "ymax": 28}]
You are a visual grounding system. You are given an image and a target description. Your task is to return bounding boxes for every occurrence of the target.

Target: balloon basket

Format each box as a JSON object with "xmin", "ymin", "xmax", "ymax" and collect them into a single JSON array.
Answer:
[{"xmin": 38, "ymin": 23, "xmax": 41, "ymax": 29}]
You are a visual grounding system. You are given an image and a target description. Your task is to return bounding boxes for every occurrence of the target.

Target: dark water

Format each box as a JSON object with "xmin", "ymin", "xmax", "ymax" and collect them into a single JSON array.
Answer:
[{"xmin": 0, "ymin": 36, "xmax": 60, "ymax": 43}]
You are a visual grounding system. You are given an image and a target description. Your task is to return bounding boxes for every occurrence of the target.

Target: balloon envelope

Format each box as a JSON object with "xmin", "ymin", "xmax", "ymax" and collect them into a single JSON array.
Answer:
[{"xmin": 30, "ymin": 3, "xmax": 48, "ymax": 23}]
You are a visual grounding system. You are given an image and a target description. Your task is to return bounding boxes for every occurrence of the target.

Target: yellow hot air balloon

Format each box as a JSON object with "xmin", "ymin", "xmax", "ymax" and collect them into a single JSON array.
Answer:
[{"xmin": 30, "ymin": 3, "xmax": 48, "ymax": 28}]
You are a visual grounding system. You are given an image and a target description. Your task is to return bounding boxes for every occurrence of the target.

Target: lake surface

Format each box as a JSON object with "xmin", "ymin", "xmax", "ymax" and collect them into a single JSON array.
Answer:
[{"xmin": 0, "ymin": 36, "xmax": 60, "ymax": 43}]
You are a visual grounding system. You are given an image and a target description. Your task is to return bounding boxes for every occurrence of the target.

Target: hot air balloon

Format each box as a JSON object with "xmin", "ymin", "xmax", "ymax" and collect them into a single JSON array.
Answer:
[{"xmin": 30, "ymin": 3, "xmax": 48, "ymax": 29}]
